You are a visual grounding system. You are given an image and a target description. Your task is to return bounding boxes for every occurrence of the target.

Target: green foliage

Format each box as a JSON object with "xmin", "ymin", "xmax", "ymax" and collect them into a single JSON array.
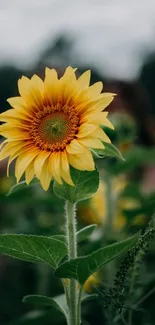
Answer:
[
  {"xmin": 53, "ymin": 166, "xmax": 99, "ymax": 203},
  {"xmin": 23, "ymin": 294, "xmax": 67, "ymax": 318},
  {"xmin": 107, "ymin": 146, "xmax": 155, "ymax": 175},
  {"xmin": 93, "ymin": 142, "xmax": 124, "ymax": 160},
  {"xmin": 53, "ymin": 224, "xmax": 97, "ymax": 244},
  {"xmin": 55, "ymin": 233, "xmax": 139, "ymax": 285},
  {"xmin": 81, "ymin": 294, "xmax": 98, "ymax": 302},
  {"xmin": 7, "ymin": 178, "xmax": 38, "ymax": 196},
  {"xmin": 103, "ymin": 224, "xmax": 155, "ymax": 315},
  {"xmin": 0, "ymin": 234, "xmax": 67, "ymax": 269},
  {"xmin": 77, "ymin": 224, "xmax": 97, "ymax": 242}
]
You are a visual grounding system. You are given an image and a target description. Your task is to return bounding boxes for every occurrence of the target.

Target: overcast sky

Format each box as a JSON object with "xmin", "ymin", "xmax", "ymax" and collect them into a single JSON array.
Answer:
[{"xmin": 0, "ymin": 0, "xmax": 155, "ymax": 80}]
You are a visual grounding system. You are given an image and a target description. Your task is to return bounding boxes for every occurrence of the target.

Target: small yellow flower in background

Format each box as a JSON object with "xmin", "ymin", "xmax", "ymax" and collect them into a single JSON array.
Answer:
[
  {"xmin": 0, "ymin": 67, "xmax": 115, "ymax": 191},
  {"xmin": 78, "ymin": 176, "xmax": 144, "ymax": 229},
  {"xmin": 78, "ymin": 177, "xmax": 126, "ymax": 226},
  {"xmin": 77, "ymin": 180, "xmax": 107, "ymax": 225},
  {"xmin": 83, "ymin": 272, "xmax": 100, "ymax": 293},
  {"xmin": 114, "ymin": 198, "xmax": 145, "ymax": 229},
  {"xmin": 64, "ymin": 272, "xmax": 100, "ymax": 293},
  {"xmin": 0, "ymin": 176, "xmax": 14, "ymax": 194}
]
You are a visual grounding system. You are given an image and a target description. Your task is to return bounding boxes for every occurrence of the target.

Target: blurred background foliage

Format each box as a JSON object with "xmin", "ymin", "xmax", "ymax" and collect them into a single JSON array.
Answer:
[{"xmin": 1, "ymin": 2, "xmax": 155, "ymax": 324}]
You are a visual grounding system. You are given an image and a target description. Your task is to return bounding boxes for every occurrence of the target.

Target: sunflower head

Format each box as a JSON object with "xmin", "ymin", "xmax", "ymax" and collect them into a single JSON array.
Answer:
[{"xmin": 0, "ymin": 67, "xmax": 115, "ymax": 190}]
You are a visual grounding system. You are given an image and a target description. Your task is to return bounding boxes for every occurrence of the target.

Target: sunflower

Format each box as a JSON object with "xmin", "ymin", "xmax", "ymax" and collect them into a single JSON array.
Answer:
[{"xmin": 0, "ymin": 67, "xmax": 115, "ymax": 190}]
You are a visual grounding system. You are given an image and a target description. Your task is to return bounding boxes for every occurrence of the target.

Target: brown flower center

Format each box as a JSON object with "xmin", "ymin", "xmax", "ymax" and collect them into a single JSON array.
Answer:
[
  {"xmin": 38, "ymin": 113, "xmax": 72, "ymax": 144},
  {"xmin": 30, "ymin": 104, "xmax": 80, "ymax": 151}
]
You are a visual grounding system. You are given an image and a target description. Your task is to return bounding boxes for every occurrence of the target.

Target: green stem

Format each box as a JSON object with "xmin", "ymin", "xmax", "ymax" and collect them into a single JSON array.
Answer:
[
  {"xmin": 77, "ymin": 286, "xmax": 83, "ymax": 325},
  {"xmin": 65, "ymin": 201, "xmax": 79, "ymax": 325},
  {"xmin": 62, "ymin": 279, "xmax": 70, "ymax": 308}
]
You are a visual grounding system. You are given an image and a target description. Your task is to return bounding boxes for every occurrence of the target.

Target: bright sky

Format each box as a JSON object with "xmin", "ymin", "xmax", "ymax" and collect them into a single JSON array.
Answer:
[{"xmin": 0, "ymin": 0, "xmax": 155, "ymax": 80}]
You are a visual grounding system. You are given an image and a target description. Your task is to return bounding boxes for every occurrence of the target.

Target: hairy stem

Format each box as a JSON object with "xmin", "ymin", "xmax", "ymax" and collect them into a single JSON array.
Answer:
[{"xmin": 65, "ymin": 201, "xmax": 79, "ymax": 325}]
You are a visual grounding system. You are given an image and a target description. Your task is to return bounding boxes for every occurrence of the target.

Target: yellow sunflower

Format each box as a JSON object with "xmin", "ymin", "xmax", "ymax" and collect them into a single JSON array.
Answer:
[{"xmin": 0, "ymin": 67, "xmax": 115, "ymax": 190}]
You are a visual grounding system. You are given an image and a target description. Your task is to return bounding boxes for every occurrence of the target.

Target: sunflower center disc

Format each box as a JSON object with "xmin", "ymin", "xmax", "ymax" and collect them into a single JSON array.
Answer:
[{"xmin": 38, "ymin": 112, "xmax": 72, "ymax": 144}]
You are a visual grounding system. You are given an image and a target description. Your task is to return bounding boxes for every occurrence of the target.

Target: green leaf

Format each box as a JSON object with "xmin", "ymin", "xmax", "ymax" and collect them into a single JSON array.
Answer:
[
  {"xmin": 77, "ymin": 224, "xmax": 97, "ymax": 242},
  {"xmin": 0, "ymin": 234, "xmax": 67, "ymax": 269},
  {"xmin": 52, "ymin": 235, "xmax": 66, "ymax": 243},
  {"xmin": 53, "ymin": 166, "xmax": 99, "ymax": 203},
  {"xmin": 93, "ymin": 142, "xmax": 124, "ymax": 160},
  {"xmin": 55, "ymin": 233, "xmax": 139, "ymax": 284},
  {"xmin": 23, "ymin": 294, "xmax": 67, "ymax": 318},
  {"xmin": 7, "ymin": 178, "xmax": 38, "ymax": 196}
]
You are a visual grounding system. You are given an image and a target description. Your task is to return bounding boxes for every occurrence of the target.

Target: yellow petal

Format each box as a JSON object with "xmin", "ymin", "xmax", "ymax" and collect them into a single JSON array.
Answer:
[
  {"xmin": 15, "ymin": 148, "xmax": 39, "ymax": 183},
  {"xmin": 99, "ymin": 92, "xmax": 116, "ymax": 98},
  {"xmin": 77, "ymin": 70, "xmax": 91, "ymax": 89},
  {"xmin": 39, "ymin": 158, "xmax": 52, "ymax": 191},
  {"xmin": 34, "ymin": 151, "xmax": 51, "ymax": 178},
  {"xmin": 0, "ymin": 126, "xmax": 30, "ymax": 140},
  {"xmin": 74, "ymin": 80, "xmax": 103, "ymax": 105},
  {"xmin": 45, "ymin": 67, "xmax": 58, "ymax": 83},
  {"xmin": 77, "ymin": 124, "xmax": 97, "ymax": 138},
  {"xmin": 0, "ymin": 120, "xmax": 29, "ymax": 131},
  {"xmin": 78, "ymin": 137, "xmax": 105, "ymax": 149},
  {"xmin": 87, "ymin": 81, "xmax": 103, "ymax": 98},
  {"xmin": 62, "ymin": 72, "xmax": 77, "ymax": 104},
  {"xmin": 18, "ymin": 76, "xmax": 31, "ymax": 100},
  {"xmin": 93, "ymin": 93, "xmax": 116, "ymax": 111},
  {"xmin": 0, "ymin": 139, "xmax": 8, "ymax": 151},
  {"xmin": 44, "ymin": 68, "xmax": 58, "ymax": 105},
  {"xmin": 7, "ymin": 144, "xmax": 33, "ymax": 176},
  {"xmin": 0, "ymin": 109, "xmax": 32, "ymax": 122},
  {"xmin": 25, "ymin": 161, "xmax": 35, "ymax": 185},
  {"xmin": 68, "ymin": 149, "xmax": 95, "ymax": 171},
  {"xmin": 18, "ymin": 75, "xmax": 43, "ymax": 109},
  {"xmin": 60, "ymin": 151, "xmax": 74, "ymax": 186},
  {"xmin": 7, "ymin": 96, "xmax": 26, "ymax": 109},
  {"xmin": 66, "ymin": 139, "xmax": 85, "ymax": 154},
  {"xmin": 59, "ymin": 67, "xmax": 77, "ymax": 104},
  {"xmin": 31, "ymin": 74, "xmax": 44, "ymax": 93},
  {"xmin": 81, "ymin": 112, "xmax": 114, "ymax": 129},
  {"xmin": 95, "ymin": 127, "xmax": 111, "ymax": 143},
  {"xmin": 77, "ymin": 93, "xmax": 115, "ymax": 115},
  {"xmin": 102, "ymin": 117, "xmax": 114, "ymax": 130},
  {"xmin": 48, "ymin": 152, "xmax": 62, "ymax": 184},
  {"xmin": 0, "ymin": 141, "xmax": 27, "ymax": 161},
  {"xmin": 81, "ymin": 112, "xmax": 108, "ymax": 124},
  {"xmin": 61, "ymin": 66, "xmax": 77, "ymax": 83},
  {"xmin": 7, "ymin": 152, "xmax": 20, "ymax": 177}
]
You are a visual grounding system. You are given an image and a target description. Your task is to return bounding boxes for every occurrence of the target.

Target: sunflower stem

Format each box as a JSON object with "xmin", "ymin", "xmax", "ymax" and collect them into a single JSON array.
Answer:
[
  {"xmin": 65, "ymin": 201, "xmax": 79, "ymax": 325},
  {"xmin": 77, "ymin": 286, "xmax": 83, "ymax": 325}
]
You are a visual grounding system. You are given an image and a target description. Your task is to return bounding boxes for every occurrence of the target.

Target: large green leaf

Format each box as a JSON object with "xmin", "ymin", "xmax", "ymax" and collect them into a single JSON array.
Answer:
[
  {"xmin": 23, "ymin": 294, "xmax": 67, "ymax": 318},
  {"xmin": 0, "ymin": 234, "xmax": 67, "ymax": 269},
  {"xmin": 53, "ymin": 166, "xmax": 99, "ymax": 203},
  {"xmin": 55, "ymin": 233, "xmax": 139, "ymax": 284}
]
